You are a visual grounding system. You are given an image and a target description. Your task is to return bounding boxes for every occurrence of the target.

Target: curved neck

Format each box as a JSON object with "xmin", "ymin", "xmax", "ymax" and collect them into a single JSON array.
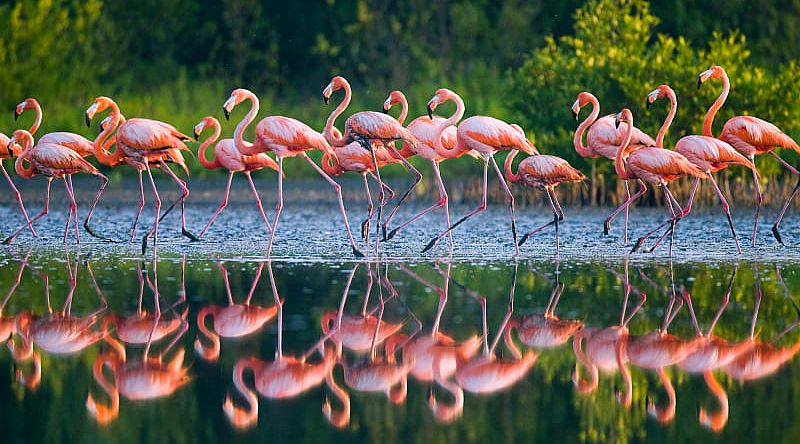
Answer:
[
  {"xmin": 324, "ymin": 82, "xmax": 351, "ymax": 146},
  {"xmin": 433, "ymin": 93, "xmax": 465, "ymax": 155},
  {"xmin": 656, "ymin": 90, "xmax": 677, "ymax": 147},
  {"xmin": 703, "ymin": 72, "xmax": 729, "ymax": 137},
  {"xmin": 614, "ymin": 118, "xmax": 635, "ymax": 180},
  {"xmin": 504, "ymin": 150, "xmax": 522, "ymax": 183},
  {"xmin": 648, "ymin": 367, "xmax": 676, "ymax": 422},
  {"xmin": 616, "ymin": 340, "xmax": 632, "ymax": 407},
  {"xmin": 198, "ymin": 123, "xmax": 222, "ymax": 170},
  {"xmin": 429, "ymin": 354, "xmax": 465, "ymax": 422},
  {"xmin": 324, "ymin": 371, "xmax": 351, "ymax": 428},
  {"xmin": 14, "ymin": 133, "xmax": 35, "ymax": 179},
  {"xmin": 396, "ymin": 93, "xmax": 408, "ymax": 125},
  {"xmin": 194, "ymin": 307, "xmax": 220, "ymax": 361},
  {"xmin": 321, "ymin": 150, "xmax": 344, "ymax": 176},
  {"xmin": 699, "ymin": 370, "xmax": 728, "ymax": 431},
  {"xmin": 28, "ymin": 100, "xmax": 43, "ymax": 135},
  {"xmin": 234, "ymin": 92, "xmax": 259, "ymax": 155},
  {"xmin": 87, "ymin": 354, "xmax": 120, "ymax": 424},
  {"xmin": 93, "ymin": 102, "xmax": 124, "ymax": 166},
  {"xmin": 225, "ymin": 358, "xmax": 261, "ymax": 428},
  {"xmin": 571, "ymin": 329, "xmax": 599, "ymax": 393},
  {"xmin": 574, "ymin": 96, "xmax": 599, "ymax": 157}
]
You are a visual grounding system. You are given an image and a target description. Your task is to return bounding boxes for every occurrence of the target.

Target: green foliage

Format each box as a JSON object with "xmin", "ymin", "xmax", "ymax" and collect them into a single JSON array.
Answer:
[{"xmin": 510, "ymin": 0, "xmax": 800, "ymax": 181}]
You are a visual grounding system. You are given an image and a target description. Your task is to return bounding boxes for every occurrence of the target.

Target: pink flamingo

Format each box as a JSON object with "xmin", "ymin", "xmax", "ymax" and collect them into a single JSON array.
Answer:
[
  {"xmin": 192, "ymin": 116, "xmax": 278, "ymax": 239},
  {"xmin": 85, "ymin": 96, "xmax": 197, "ymax": 252},
  {"xmin": 646, "ymin": 85, "xmax": 755, "ymax": 254},
  {"xmin": 613, "ymin": 109, "xmax": 706, "ymax": 255},
  {"xmin": 504, "ymin": 128, "xmax": 585, "ymax": 252},
  {"xmin": 572, "ymin": 92, "xmax": 656, "ymax": 241},
  {"xmin": 194, "ymin": 262, "xmax": 278, "ymax": 361},
  {"xmin": 322, "ymin": 76, "xmax": 422, "ymax": 242},
  {"xmin": 0, "ymin": 131, "xmax": 34, "ymax": 236},
  {"xmin": 3, "ymin": 130, "xmax": 109, "ymax": 245},
  {"xmin": 222, "ymin": 88, "xmax": 362, "ymax": 257},
  {"xmin": 382, "ymin": 90, "xmax": 480, "ymax": 244},
  {"xmin": 698, "ymin": 65, "xmax": 800, "ymax": 245},
  {"xmin": 14, "ymin": 97, "xmax": 94, "ymax": 157},
  {"xmin": 422, "ymin": 89, "xmax": 538, "ymax": 254}
]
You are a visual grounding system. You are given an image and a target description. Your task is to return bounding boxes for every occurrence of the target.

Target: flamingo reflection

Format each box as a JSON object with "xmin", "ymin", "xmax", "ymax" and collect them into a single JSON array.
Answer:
[{"xmin": 0, "ymin": 253, "xmax": 28, "ymax": 343}]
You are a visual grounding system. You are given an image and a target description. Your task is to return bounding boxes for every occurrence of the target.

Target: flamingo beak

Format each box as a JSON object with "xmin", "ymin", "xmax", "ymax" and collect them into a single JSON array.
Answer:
[
  {"xmin": 85, "ymin": 113, "xmax": 92, "ymax": 128},
  {"xmin": 382, "ymin": 108, "xmax": 388, "ymax": 114},
  {"xmin": 615, "ymin": 116, "xmax": 621, "ymax": 129},
  {"xmin": 646, "ymin": 100, "xmax": 651, "ymax": 110},
  {"xmin": 13, "ymin": 108, "xmax": 21, "ymax": 121},
  {"xmin": 572, "ymin": 109, "xmax": 578, "ymax": 120},
  {"xmin": 426, "ymin": 104, "xmax": 433, "ymax": 119},
  {"xmin": 323, "ymin": 96, "xmax": 330, "ymax": 105},
  {"xmin": 193, "ymin": 129, "xmax": 200, "ymax": 141},
  {"xmin": 223, "ymin": 108, "xmax": 230, "ymax": 121},
  {"xmin": 697, "ymin": 76, "xmax": 703, "ymax": 90}
]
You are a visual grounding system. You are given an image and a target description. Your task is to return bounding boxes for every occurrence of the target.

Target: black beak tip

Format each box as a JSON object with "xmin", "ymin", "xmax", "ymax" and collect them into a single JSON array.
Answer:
[
  {"xmin": 13, "ymin": 110, "xmax": 19, "ymax": 121},
  {"xmin": 426, "ymin": 105, "xmax": 433, "ymax": 120},
  {"xmin": 193, "ymin": 131, "xmax": 200, "ymax": 142},
  {"xmin": 615, "ymin": 120, "xmax": 621, "ymax": 129},
  {"xmin": 646, "ymin": 100, "xmax": 651, "ymax": 110},
  {"xmin": 223, "ymin": 108, "xmax": 230, "ymax": 121},
  {"xmin": 697, "ymin": 78, "xmax": 703, "ymax": 90},
  {"xmin": 572, "ymin": 110, "xmax": 578, "ymax": 121},
  {"xmin": 323, "ymin": 96, "xmax": 330, "ymax": 106},
  {"xmin": 382, "ymin": 108, "xmax": 389, "ymax": 114},
  {"xmin": 85, "ymin": 114, "xmax": 92, "ymax": 128}
]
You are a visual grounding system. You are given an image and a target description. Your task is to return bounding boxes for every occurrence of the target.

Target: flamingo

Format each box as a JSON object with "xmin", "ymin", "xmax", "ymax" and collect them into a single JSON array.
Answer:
[
  {"xmin": 572, "ymin": 92, "xmax": 656, "ymax": 241},
  {"xmin": 427, "ymin": 266, "xmax": 537, "ymax": 423},
  {"xmin": 504, "ymin": 127, "xmax": 585, "ymax": 252},
  {"xmin": 646, "ymin": 84, "xmax": 755, "ymax": 254},
  {"xmin": 222, "ymin": 262, "xmax": 341, "ymax": 429},
  {"xmin": 85, "ymin": 96, "xmax": 197, "ymax": 253},
  {"xmin": 0, "ymin": 131, "xmax": 35, "ymax": 235},
  {"xmin": 422, "ymin": 89, "xmax": 538, "ymax": 254},
  {"xmin": 222, "ymin": 88, "xmax": 362, "ymax": 258},
  {"xmin": 14, "ymin": 97, "xmax": 94, "ymax": 157},
  {"xmin": 322, "ymin": 76, "xmax": 422, "ymax": 246},
  {"xmin": 613, "ymin": 109, "xmax": 706, "ymax": 255},
  {"xmin": 194, "ymin": 262, "xmax": 278, "ymax": 361},
  {"xmin": 698, "ymin": 65, "xmax": 800, "ymax": 245},
  {"xmin": 192, "ymin": 116, "xmax": 278, "ymax": 239},
  {"xmin": 382, "ymin": 90, "xmax": 480, "ymax": 244},
  {"xmin": 2, "ymin": 130, "xmax": 109, "ymax": 245}
]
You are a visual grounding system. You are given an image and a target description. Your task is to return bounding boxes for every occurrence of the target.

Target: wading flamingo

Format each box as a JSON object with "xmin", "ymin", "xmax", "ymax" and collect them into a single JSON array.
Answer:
[
  {"xmin": 3, "ymin": 130, "xmax": 109, "ymax": 245},
  {"xmin": 15, "ymin": 98, "xmax": 94, "ymax": 157},
  {"xmin": 0, "ymin": 131, "xmax": 35, "ymax": 235},
  {"xmin": 85, "ymin": 96, "xmax": 197, "ymax": 253},
  {"xmin": 382, "ymin": 90, "xmax": 479, "ymax": 245},
  {"xmin": 422, "ymin": 89, "xmax": 538, "ymax": 254},
  {"xmin": 192, "ymin": 116, "xmax": 277, "ymax": 239},
  {"xmin": 646, "ymin": 85, "xmax": 754, "ymax": 254},
  {"xmin": 194, "ymin": 262, "xmax": 278, "ymax": 361},
  {"xmin": 572, "ymin": 92, "xmax": 656, "ymax": 241},
  {"xmin": 222, "ymin": 263, "xmax": 340, "ymax": 429},
  {"xmin": 698, "ymin": 65, "xmax": 800, "ymax": 245},
  {"xmin": 322, "ymin": 76, "xmax": 421, "ymax": 244},
  {"xmin": 504, "ymin": 128, "xmax": 585, "ymax": 252},
  {"xmin": 613, "ymin": 109, "xmax": 706, "ymax": 255},
  {"xmin": 222, "ymin": 88, "xmax": 362, "ymax": 258}
]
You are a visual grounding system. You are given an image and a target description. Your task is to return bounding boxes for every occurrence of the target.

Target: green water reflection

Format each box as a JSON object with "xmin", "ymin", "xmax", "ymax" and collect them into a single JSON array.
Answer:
[{"xmin": 1, "ymin": 252, "xmax": 800, "ymax": 444}]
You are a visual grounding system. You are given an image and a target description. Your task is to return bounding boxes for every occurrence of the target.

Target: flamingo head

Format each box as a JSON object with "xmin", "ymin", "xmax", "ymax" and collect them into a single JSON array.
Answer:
[
  {"xmin": 223, "ymin": 89, "xmax": 252, "ymax": 121},
  {"xmin": 646, "ymin": 84, "xmax": 674, "ymax": 109},
  {"xmin": 193, "ymin": 116, "xmax": 219, "ymax": 141},
  {"xmin": 697, "ymin": 65, "xmax": 726, "ymax": 89},
  {"xmin": 615, "ymin": 108, "xmax": 633, "ymax": 129},
  {"xmin": 322, "ymin": 76, "xmax": 348, "ymax": 105},
  {"xmin": 85, "ymin": 97, "xmax": 115, "ymax": 127},
  {"xmin": 383, "ymin": 90, "xmax": 405, "ymax": 113},
  {"xmin": 572, "ymin": 92, "xmax": 596, "ymax": 120},
  {"xmin": 14, "ymin": 98, "xmax": 37, "ymax": 121},
  {"xmin": 8, "ymin": 129, "xmax": 33, "ymax": 152},
  {"xmin": 427, "ymin": 88, "xmax": 454, "ymax": 120}
]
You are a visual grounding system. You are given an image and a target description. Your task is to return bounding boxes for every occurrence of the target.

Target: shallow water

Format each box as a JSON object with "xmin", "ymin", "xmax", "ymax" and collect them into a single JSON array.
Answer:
[{"xmin": 2, "ymin": 251, "xmax": 800, "ymax": 444}]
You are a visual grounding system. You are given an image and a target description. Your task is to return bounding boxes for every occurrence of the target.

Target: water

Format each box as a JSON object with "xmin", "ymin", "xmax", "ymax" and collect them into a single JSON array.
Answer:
[{"xmin": 2, "ymin": 251, "xmax": 800, "ymax": 444}]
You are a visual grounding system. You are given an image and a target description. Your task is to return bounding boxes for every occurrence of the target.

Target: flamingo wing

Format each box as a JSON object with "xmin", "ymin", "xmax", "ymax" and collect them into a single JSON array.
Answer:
[
  {"xmin": 587, "ymin": 116, "xmax": 655, "ymax": 159},
  {"xmin": 627, "ymin": 148, "xmax": 706, "ymax": 182},
  {"xmin": 117, "ymin": 118, "xmax": 190, "ymax": 153},
  {"xmin": 38, "ymin": 132, "xmax": 94, "ymax": 157},
  {"xmin": 459, "ymin": 116, "xmax": 535, "ymax": 154},
  {"xmin": 30, "ymin": 143, "xmax": 97, "ymax": 174},
  {"xmin": 675, "ymin": 135, "xmax": 753, "ymax": 171},
  {"xmin": 255, "ymin": 116, "xmax": 331, "ymax": 153},
  {"xmin": 346, "ymin": 112, "xmax": 408, "ymax": 141},
  {"xmin": 519, "ymin": 155, "xmax": 585, "ymax": 187},
  {"xmin": 720, "ymin": 115, "xmax": 800, "ymax": 156}
]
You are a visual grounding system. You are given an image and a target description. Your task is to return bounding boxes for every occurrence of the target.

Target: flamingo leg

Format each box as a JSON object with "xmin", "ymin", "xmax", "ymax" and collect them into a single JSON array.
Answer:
[
  {"xmin": 1, "ymin": 161, "xmax": 36, "ymax": 236},
  {"xmin": 489, "ymin": 155, "xmax": 519, "ymax": 255},
  {"xmin": 747, "ymin": 156, "xmax": 762, "ymax": 247},
  {"xmin": 244, "ymin": 262, "xmax": 265, "ymax": 306},
  {"xmin": 267, "ymin": 262, "xmax": 284, "ymax": 359},
  {"xmin": 708, "ymin": 174, "xmax": 741, "ymax": 254},
  {"xmin": 489, "ymin": 264, "xmax": 517, "ymax": 355},
  {"xmin": 198, "ymin": 171, "xmax": 234, "ymax": 239},
  {"xmin": 218, "ymin": 262, "xmax": 236, "ymax": 306},
  {"xmin": 768, "ymin": 151, "xmax": 800, "ymax": 245},
  {"xmin": 707, "ymin": 268, "xmax": 736, "ymax": 336},
  {"xmin": 62, "ymin": 175, "xmax": 80, "ymax": 244},
  {"xmin": 381, "ymin": 144, "xmax": 423, "ymax": 239},
  {"xmin": 519, "ymin": 186, "xmax": 560, "ymax": 247},
  {"xmin": 386, "ymin": 160, "xmax": 452, "ymax": 249},
  {"xmin": 245, "ymin": 171, "xmax": 273, "ymax": 236},
  {"xmin": 623, "ymin": 180, "xmax": 630, "ymax": 243},
  {"xmin": 129, "ymin": 169, "xmax": 146, "ymax": 242},
  {"xmin": 648, "ymin": 185, "xmax": 692, "ymax": 253},
  {"xmin": 3, "ymin": 177, "xmax": 53, "ymax": 244},
  {"xmin": 158, "ymin": 162, "xmax": 198, "ymax": 241},
  {"xmin": 361, "ymin": 172, "xmax": 374, "ymax": 242},
  {"xmin": 631, "ymin": 185, "xmax": 679, "ymax": 254},
  {"xmin": 62, "ymin": 182, "xmax": 74, "ymax": 244},
  {"xmin": 423, "ymin": 155, "xmax": 490, "ymax": 253},
  {"xmin": 140, "ymin": 163, "xmax": 162, "ymax": 255},
  {"xmin": 266, "ymin": 156, "xmax": 284, "ymax": 258},
  {"xmin": 302, "ymin": 153, "xmax": 364, "ymax": 258},
  {"xmin": 83, "ymin": 171, "xmax": 111, "ymax": 241},
  {"xmin": 604, "ymin": 180, "xmax": 647, "ymax": 238}
]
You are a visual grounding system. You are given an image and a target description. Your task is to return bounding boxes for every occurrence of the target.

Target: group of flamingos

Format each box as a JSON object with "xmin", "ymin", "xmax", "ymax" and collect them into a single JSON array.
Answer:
[
  {"xmin": 2, "ymin": 65, "xmax": 798, "ymax": 256},
  {"xmin": 4, "ymin": 255, "xmax": 799, "ymax": 431}
]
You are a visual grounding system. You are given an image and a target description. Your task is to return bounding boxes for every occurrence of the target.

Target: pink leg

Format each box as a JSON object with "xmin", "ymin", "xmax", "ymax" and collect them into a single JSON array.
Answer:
[
  {"xmin": 130, "ymin": 169, "xmax": 146, "ymax": 242},
  {"xmin": 768, "ymin": 151, "xmax": 800, "ymax": 245},
  {"xmin": 0, "ymin": 162, "xmax": 36, "ymax": 236},
  {"xmin": 648, "ymin": 183, "xmax": 693, "ymax": 253},
  {"xmin": 61, "ymin": 176, "xmax": 79, "ymax": 244},
  {"xmin": 519, "ymin": 186, "xmax": 561, "ymax": 249},
  {"xmin": 708, "ymin": 174, "xmax": 741, "ymax": 254},
  {"xmin": 605, "ymin": 179, "xmax": 647, "ymax": 238},
  {"xmin": 361, "ymin": 172, "xmax": 375, "ymax": 242},
  {"xmin": 747, "ymin": 157, "xmax": 762, "ymax": 247},
  {"xmin": 386, "ymin": 160, "xmax": 452, "ymax": 247},
  {"xmin": 158, "ymin": 162, "xmax": 198, "ymax": 241},
  {"xmin": 83, "ymin": 172, "xmax": 111, "ymax": 241},
  {"xmin": 3, "ymin": 178, "xmax": 53, "ymax": 244},
  {"xmin": 266, "ymin": 157, "xmax": 284, "ymax": 258},
  {"xmin": 623, "ymin": 180, "xmax": 630, "ymax": 243},
  {"xmin": 245, "ymin": 171, "xmax": 272, "ymax": 235},
  {"xmin": 302, "ymin": 153, "xmax": 363, "ymax": 258},
  {"xmin": 423, "ymin": 155, "xmax": 490, "ymax": 253},
  {"xmin": 266, "ymin": 262, "xmax": 284, "ymax": 358},
  {"xmin": 631, "ymin": 185, "xmax": 680, "ymax": 254},
  {"xmin": 489, "ymin": 155, "xmax": 519, "ymax": 255},
  {"xmin": 381, "ymin": 144, "xmax": 423, "ymax": 239},
  {"xmin": 141, "ymin": 163, "xmax": 162, "ymax": 255},
  {"xmin": 198, "ymin": 171, "xmax": 234, "ymax": 239}
]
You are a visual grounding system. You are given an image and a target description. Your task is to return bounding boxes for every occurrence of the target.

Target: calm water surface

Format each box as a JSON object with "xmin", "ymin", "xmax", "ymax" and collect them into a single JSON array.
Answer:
[{"xmin": 2, "ymin": 252, "xmax": 800, "ymax": 443}]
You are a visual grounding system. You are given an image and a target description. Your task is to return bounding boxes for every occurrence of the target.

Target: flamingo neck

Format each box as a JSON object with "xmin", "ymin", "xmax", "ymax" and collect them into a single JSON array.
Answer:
[
  {"xmin": 87, "ymin": 353, "xmax": 120, "ymax": 424},
  {"xmin": 321, "ymin": 150, "xmax": 344, "ymax": 176},
  {"xmin": 433, "ymin": 92, "xmax": 465, "ymax": 156},
  {"xmin": 14, "ymin": 133, "xmax": 35, "ymax": 179},
  {"xmin": 574, "ymin": 96, "xmax": 599, "ymax": 157},
  {"xmin": 699, "ymin": 370, "xmax": 728, "ymax": 431},
  {"xmin": 656, "ymin": 90, "xmax": 677, "ymax": 147},
  {"xmin": 571, "ymin": 329, "xmax": 599, "ymax": 393},
  {"xmin": 93, "ymin": 102, "xmax": 124, "ymax": 166},
  {"xmin": 225, "ymin": 358, "xmax": 261, "ymax": 427},
  {"xmin": 396, "ymin": 93, "xmax": 408, "ymax": 125},
  {"xmin": 648, "ymin": 367, "xmax": 676, "ymax": 422},
  {"xmin": 703, "ymin": 71, "xmax": 729, "ymax": 137},
  {"xmin": 324, "ymin": 371, "xmax": 351, "ymax": 428},
  {"xmin": 324, "ymin": 81, "xmax": 350, "ymax": 147},
  {"xmin": 194, "ymin": 307, "xmax": 220, "ymax": 361},
  {"xmin": 503, "ymin": 150, "xmax": 522, "ymax": 183},
  {"xmin": 198, "ymin": 122, "xmax": 222, "ymax": 170},
  {"xmin": 614, "ymin": 118, "xmax": 635, "ymax": 180},
  {"xmin": 28, "ymin": 100, "xmax": 43, "ymax": 135},
  {"xmin": 429, "ymin": 354, "xmax": 465, "ymax": 421},
  {"xmin": 234, "ymin": 91, "xmax": 259, "ymax": 155}
]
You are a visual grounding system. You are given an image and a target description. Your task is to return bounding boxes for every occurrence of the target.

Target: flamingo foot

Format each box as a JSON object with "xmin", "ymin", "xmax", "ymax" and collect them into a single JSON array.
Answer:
[
  {"xmin": 422, "ymin": 238, "xmax": 437, "ymax": 253},
  {"xmin": 603, "ymin": 219, "xmax": 611, "ymax": 236},
  {"xmin": 352, "ymin": 246, "xmax": 365, "ymax": 258},
  {"xmin": 83, "ymin": 221, "xmax": 117, "ymax": 243},
  {"xmin": 385, "ymin": 227, "xmax": 399, "ymax": 241},
  {"xmin": 518, "ymin": 233, "xmax": 530, "ymax": 247},
  {"xmin": 772, "ymin": 224, "xmax": 785, "ymax": 245},
  {"xmin": 2, "ymin": 237, "xmax": 12, "ymax": 245},
  {"xmin": 182, "ymin": 228, "xmax": 200, "ymax": 242},
  {"xmin": 361, "ymin": 218, "xmax": 370, "ymax": 241},
  {"xmin": 141, "ymin": 236, "xmax": 149, "ymax": 255}
]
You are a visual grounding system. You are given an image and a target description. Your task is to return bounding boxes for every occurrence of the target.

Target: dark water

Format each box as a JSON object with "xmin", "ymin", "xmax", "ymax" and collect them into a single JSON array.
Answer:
[{"xmin": 2, "ymin": 252, "xmax": 800, "ymax": 443}]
